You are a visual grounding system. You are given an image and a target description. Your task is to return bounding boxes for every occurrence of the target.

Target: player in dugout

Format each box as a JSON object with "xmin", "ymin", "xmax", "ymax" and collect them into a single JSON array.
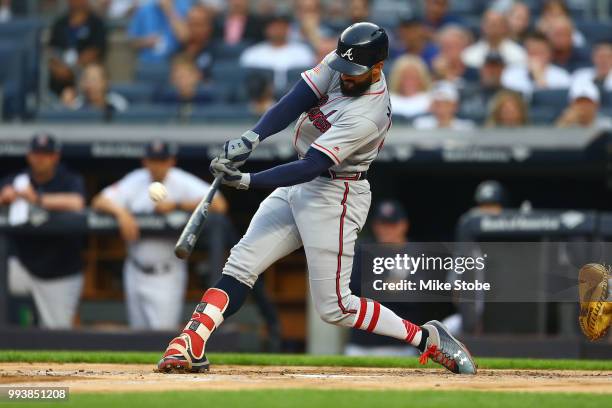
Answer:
[
  {"xmin": 92, "ymin": 140, "xmax": 227, "ymax": 330},
  {"xmin": 158, "ymin": 22, "xmax": 476, "ymax": 375},
  {"xmin": 0, "ymin": 133, "xmax": 86, "ymax": 329}
]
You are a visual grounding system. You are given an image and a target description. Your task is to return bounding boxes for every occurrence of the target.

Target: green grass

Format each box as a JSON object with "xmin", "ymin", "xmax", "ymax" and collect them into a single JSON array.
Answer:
[
  {"xmin": 1, "ymin": 390, "xmax": 611, "ymax": 408},
  {"xmin": 1, "ymin": 350, "xmax": 612, "ymax": 371}
]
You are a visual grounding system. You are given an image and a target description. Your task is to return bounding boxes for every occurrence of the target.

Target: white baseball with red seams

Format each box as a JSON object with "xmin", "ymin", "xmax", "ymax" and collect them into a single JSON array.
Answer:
[
  {"xmin": 220, "ymin": 54, "xmax": 422, "ymax": 343},
  {"xmin": 148, "ymin": 182, "xmax": 168, "ymax": 203}
]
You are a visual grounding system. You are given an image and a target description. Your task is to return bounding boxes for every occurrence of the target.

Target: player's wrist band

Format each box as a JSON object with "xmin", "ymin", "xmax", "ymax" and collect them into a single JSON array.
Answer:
[
  {"xmin": 241, "ymin": 130, "xmax": 260, "ymax": 149},
  {"xmin": 238, "ymin": 173, "xmax": 250, "ymax": 190}
]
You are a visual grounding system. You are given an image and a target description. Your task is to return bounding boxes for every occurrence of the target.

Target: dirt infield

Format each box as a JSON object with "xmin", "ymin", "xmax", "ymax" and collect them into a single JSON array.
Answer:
[{"xmin": 1, "ymin": 363, "xmax": 611, "ymax": 394}]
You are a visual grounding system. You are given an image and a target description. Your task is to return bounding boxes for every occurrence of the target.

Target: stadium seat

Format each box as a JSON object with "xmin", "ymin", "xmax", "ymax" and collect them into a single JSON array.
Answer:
[
  {"xmin": 244, "ymin": 67, "xmax": 274, "ymax": 83},
  {"xmin": 0, "ymin": 19, "xmax": 42, "ymax": 94},
  {"xmin": 153, "ymin": 83, "xmax": 222, "ymax": 105},
  {"xmin": 286, "ymin": 67, "xmax": 310, "ymax": 91},
  {"xmin": 529, "ymin": 106, "xmax": 559, "ymax": 125},
  {"xmin": 390, "ymin": 115, "xmax": 412, "ymax": 125},
  {"xmin": 0, "ymin": 43, "xmax": 23, "ymax": 84},
  {"xmin": 112, "ymin": 104, "xmax": 178, "ymax": 124},
  {"xmin": 459, "ymin": 111, "xmax": 486, "ymax": 126},
  {"xmin": 448, "ymin": 0, "xmax": 483, "ymax": 16},
  {"xmin": 190, "ymin": 103, "xmax": 257, "ymax": 123},
  {"xmin": 211, "ymin": 61, "xmax": 247, "ymax": 83},
  {"xmin": 134, "ymin": 62, "xmax": 170, "ymax": 83},
  {"xmin": 211, "ymin": 61, "xmax": 249, "ymax": 102},
  {"xmin": 36, "ymin": 108, "xmax": 105, "ymax": 123},
  {"xmin": 110, "ymin": 82, "xmax": 156, "ymax": 104},
  {"xmin": 212, "ymin": 65, "xmax": 275, "ymax": 103},
  {"xmin": 0, "ymin": 42, "xmax": 26, "ymax": 119},
  {"xmin": 531, "ymin": 89, "xmax": 569, "ymax": 117},
  {"xmin": 0, "ymin": 18, "xmax": 43, "ymax": 39},
  {"xmin": 0, "ymin": 19, "xmax": 42, "ymax": 118},
  {"xmin": 602, "ymin": 91, "xmax": 612, "ymax": 108},
  {"xmin": 575, "ymin": 21, "xmax": 612, "ymax": 45},
  {"xmin": 212, "ymin": 42, "xmax": 252, "ymax": 60}
]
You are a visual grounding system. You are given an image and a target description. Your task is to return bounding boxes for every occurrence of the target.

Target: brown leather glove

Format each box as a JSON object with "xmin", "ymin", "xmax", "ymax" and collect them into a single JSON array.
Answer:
[{"xmin": 578, "ymin": 263, "xmax": 612, "ymax": 341}]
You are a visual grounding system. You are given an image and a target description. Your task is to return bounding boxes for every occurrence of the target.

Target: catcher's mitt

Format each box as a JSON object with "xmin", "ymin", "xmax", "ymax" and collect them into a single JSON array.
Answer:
[{"xmin": 578, "ymin": 263, "xmax": 612, "ymax": 341}]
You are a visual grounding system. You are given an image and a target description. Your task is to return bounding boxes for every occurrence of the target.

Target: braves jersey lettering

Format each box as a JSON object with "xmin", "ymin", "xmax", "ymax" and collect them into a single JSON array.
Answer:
[
  {"xmin": 308, "ymin": 105, "xmax": 337, "ymax": 133},
  {"xmin": 298, "ymin": 52, "xmax": 391, "ymax": 172}
]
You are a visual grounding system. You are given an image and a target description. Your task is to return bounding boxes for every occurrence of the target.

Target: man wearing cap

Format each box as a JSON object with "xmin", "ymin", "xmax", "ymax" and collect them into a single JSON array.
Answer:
[
  {"xmin": 480, "ymin": 52, "xmax": 506, "ymax": 92},
  {"xmin": 413, "ymin": 81, "xmax": 475, "ymax": 130},
  {"xmin": 556, "ymin": 78, "xmax": 612, "ymax": 129},
  {"xmin": 453, "ymin": 180, "xmax": 508, "ymax": 333},
  {"xmin": 92, "ymin": 140, "xmax": 227, "ymax": 329},
  {"xmin": 461, "ymin": 52, "xmax": 507, "ymax": 119},
  {"xmin": 0, "ymin": 133, "xmax": 86, "ymax": 328},
  {"xmin": 159, "ymin": 22, "xmax": 476, "ymax": 375}
]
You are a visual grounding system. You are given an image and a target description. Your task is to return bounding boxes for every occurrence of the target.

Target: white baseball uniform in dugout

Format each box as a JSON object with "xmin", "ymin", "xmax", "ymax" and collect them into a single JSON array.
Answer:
[{"xmin": 102, "ymin": 167, "xmax": 211, "ymax": 329}]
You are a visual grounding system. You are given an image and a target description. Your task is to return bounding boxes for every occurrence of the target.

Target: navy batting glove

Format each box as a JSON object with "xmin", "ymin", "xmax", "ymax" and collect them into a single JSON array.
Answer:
[
  {"xmin": 222, "ymin": 130, "xmax": 260, "ymax": 168},
  {"xmin": 210, "ymin": 158, "xmax": 250, "ymax": 190}
]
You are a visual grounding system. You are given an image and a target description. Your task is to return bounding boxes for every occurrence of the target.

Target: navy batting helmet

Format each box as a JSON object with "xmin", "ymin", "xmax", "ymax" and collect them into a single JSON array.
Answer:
[
  {"xmin": 328, "ymin": 22, "xmax": 389, "ymax": 76},
  {"xmin": 474, "ymin": 180, "xmax": 506, "ymax": 205}
]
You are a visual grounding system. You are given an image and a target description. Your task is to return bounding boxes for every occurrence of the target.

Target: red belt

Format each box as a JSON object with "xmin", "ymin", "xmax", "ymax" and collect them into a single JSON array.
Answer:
[{"xmin": 320, "ymin": 170, "xmax": 367, "ymax": 180}]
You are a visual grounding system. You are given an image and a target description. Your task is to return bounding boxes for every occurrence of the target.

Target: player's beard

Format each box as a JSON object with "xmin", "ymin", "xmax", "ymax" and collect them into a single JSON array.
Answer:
[{"xmin": 340, "ymin": 72, "xmax": 373, "ymax": 97}]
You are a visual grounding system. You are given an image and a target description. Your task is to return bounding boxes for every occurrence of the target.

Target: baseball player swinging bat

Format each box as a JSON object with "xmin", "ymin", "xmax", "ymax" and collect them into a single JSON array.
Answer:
[
  {"xmin": 158, "ymin": 22, "xmax": 476, "ymax": 376},
  {"xmin": 174, "ymin": 175, "xmax": 223, "ymax": 259}
]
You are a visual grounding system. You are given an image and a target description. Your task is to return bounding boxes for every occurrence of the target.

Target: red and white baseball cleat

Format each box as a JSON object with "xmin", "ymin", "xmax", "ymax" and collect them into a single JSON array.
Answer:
[{"xmin": 157, "ymin": 332, "xmax": 210, "ymax": 373}]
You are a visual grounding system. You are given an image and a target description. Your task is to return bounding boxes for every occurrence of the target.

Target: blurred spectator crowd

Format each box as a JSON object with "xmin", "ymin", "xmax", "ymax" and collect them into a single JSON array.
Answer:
[{"xmin": 0, "ymin": 0, "xmax": 611, "ymax": 128}]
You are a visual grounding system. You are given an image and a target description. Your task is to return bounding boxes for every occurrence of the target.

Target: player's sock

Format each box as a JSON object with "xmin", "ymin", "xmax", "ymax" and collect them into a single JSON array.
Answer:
[
  {"xmin": 213, "ymin": 274, "xmax": 251, "ymax": 318},
  {"xmin": 352, "ymin": 298, "xmax": 424, "ymax": 348}
]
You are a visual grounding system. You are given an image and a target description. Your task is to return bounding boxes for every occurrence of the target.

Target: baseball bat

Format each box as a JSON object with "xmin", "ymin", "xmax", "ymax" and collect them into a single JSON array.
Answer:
[{"xmin": 174, "ymin": 175, "xmax": 223, "ymax": 259}]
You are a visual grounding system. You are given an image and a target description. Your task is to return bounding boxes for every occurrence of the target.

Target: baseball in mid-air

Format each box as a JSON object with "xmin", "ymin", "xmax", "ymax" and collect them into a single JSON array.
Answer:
[{"xmin": 148, "ymin": 182, "xmax": 168, "ymax": 203}]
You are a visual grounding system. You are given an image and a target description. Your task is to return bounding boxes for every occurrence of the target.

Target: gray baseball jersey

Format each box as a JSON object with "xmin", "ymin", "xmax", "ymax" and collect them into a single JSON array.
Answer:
[{"xmin": 295, "ymin": 51, "xmax": 392, "ymax": 173}]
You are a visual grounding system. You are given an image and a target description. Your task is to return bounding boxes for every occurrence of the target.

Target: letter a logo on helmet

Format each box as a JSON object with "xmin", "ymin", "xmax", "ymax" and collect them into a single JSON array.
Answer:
[
  {"xmin": 328, "ymin": 22, "xmax": 389, "ymax": 76},
  {"xmin": 340, "ymin": 48, "xmax": 354, "ymax": 61}
]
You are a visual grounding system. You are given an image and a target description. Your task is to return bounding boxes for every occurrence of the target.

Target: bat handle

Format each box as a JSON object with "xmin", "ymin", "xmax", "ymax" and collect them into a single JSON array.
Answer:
[{"xmin": 174, "ymin": 176, "xmax": 223, "ymax": 259}]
